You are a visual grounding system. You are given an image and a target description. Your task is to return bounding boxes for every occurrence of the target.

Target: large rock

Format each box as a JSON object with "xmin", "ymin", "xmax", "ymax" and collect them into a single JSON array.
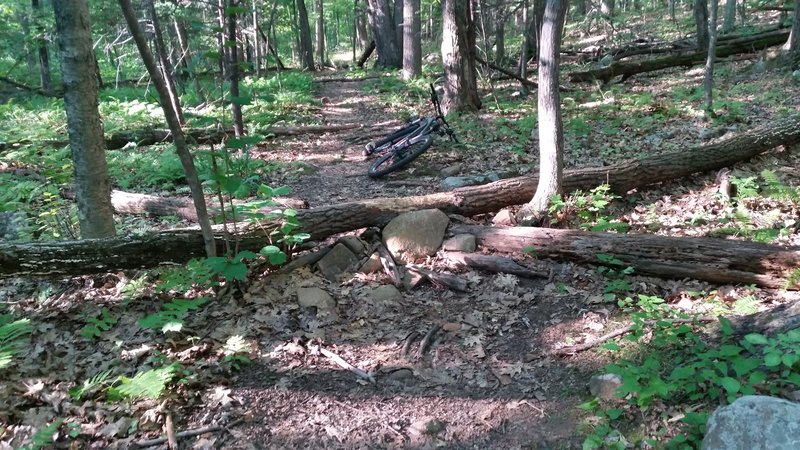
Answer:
[
  {"xmin": 316, "ymin": 243, "xmax": 359, "ymax": 281},
  {"xmin": 442, "ymin": 234, "xmax": 476, "ymax": 252},
  {"xmin": 702, "ymin": 395, "xmax": 800, "ymax": 450},
  {"xmin": 382, "ymin": 209, "xmax": 449, "ymax": 264},
  {"xmin": 589, "ymin": 373, "xmax": 623, "ymax": 402}
]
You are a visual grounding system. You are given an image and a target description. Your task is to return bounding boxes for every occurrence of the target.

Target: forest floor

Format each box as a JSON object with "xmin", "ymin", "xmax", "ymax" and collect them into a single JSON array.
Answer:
[{"xmin": 2, "ymin": 42, "xmax": 800, "ymax": 450}]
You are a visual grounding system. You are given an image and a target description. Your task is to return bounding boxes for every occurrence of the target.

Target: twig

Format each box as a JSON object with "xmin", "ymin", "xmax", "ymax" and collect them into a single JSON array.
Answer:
[
  {"xmin": 133, "ymin": 421, "xmax": 241, "ymax": 448},
  {"xmin": 406, "ymin": 265, "xmax": 469, "ymax": 292},
  {"xmin": 416, "ymin": 324, "xmax": 442, "ymax": 359},
  {"xmin": 165, "ymin": 414, "xmax": 177, "ymax": 449},
  {"xmin": 318, "ymin": 346, "xmax": 376, "ymax": 384},
  {"xmin": 549, "ymin": 316, "xmax": 717, "ymax": 356},
  {"xmin": 401, "ymin": 331, "xmax": 419, "ymax": 359},
  {"xmin": 376, "ymin": 242, "xmax": 403, "ymax": 286}
]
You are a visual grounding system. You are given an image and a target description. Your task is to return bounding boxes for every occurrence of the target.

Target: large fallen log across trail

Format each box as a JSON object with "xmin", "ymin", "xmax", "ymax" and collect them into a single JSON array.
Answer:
[
  {"xmin": 450, "ymin": 224, "xmax": 800, "ymax": 289},
  {"xmin": 569, "ymin": 29, "xmax": 790, "ymax": 83},
  {"xmin": 0, "ymin": 124, "xmax": 361, "ymax": 152},
  {"xmin": 1, "ymin": 113, "xmax": 799, "ymax": 277}
]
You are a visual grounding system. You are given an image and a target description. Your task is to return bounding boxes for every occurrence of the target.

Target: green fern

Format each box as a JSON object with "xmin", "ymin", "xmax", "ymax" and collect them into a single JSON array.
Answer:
[
  {"xmin": 20, "ymin": 419, "xmax": 63, "ymax": 450},
  {"xmin": 79, "ymin": 308, "xmax": 118, "ymax": 341},
  {"xmin": 108, "ymin": 363, "xmax": 180, "ymax": 401},
  {"xmin": 69, "ymin": 368, "xmax": 114, "ymax": 401},
  {"xmin": 0, "ymin": 314, "xmax": 32, "ymax": 370},
  {"xmin": 761, "ymin": 170, "xmax": 799, "ymax": 201},
  {"xmin": 139, "ymin": 297, "xmax": 208, "ymax": 333}
]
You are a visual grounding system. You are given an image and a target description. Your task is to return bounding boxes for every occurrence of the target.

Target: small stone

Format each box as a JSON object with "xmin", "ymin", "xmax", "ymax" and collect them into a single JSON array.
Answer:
[
  {"xmin": 589, "ymin": 373, "xmax": 623, "ymax": 401},
  {"xmin": 316, "ymin": 243, "xmax": 359, "ymax": 281},
  {"xmin": 386, "ymin": 368, "xmax": 414, "ymax": 383},
  {"xmin": 698, "ymin": 127, "xmax": 725, "ymax": 141},
  {"xmin": 485, "ymin": 171, "xmax": 500, "ymax": 182},
  {"xmin": 442, "ymin": 322, "xmax": 462, "ymax": 331},
  {"xmin": 440, "ymin": 164, "xmax": 463, "ymax": 177},
  {"xmin": 359, "ymin": 252, "xmax": 382, "ymax": 273},
  {"xmin": 402, "ymin": 269, "xmax": 426, "ymax": 290},
  {"xmin": 440, "ymin": 176, "xmax": 484, "ymax": 190},
  {"xmin": 442, "ymin": 234, "xmax": 476, "ymax": 252},
  {"xmin": 492, "ymin": 209, "xmax": 516, "ymax": 226},
  {"xmin": 336, "ymin": 236, "xmax": 370, "ymax": 259},
  {"xmin": 296, "ymin": 287, "xmax": 336, "ymax": 310},
  {"xmin": 408, "ymin": 417, "xmax": 446, "ymax": 439},
  {"xmin": 368, "ymin": 284, "xmax": 403, "ymax": 303}
]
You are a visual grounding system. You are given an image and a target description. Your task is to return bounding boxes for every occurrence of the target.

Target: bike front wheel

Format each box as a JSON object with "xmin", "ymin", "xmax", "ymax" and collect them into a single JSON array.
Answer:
[{"xmin": 367, "ymin": 134, "xmax": 433, "ymax": 178}]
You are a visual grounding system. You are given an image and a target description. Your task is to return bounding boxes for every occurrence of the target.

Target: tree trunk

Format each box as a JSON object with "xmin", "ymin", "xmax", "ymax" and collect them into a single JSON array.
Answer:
[
  {"xmin": 569, "ymin": 29, "xmax": 791, "ymax": 82},
  {"xmin": 316, "ymin": 0, "xmax": 326, "ymax": 64},
  {"xmin": 451, "ymin": 224, "xmax": 800, "ymax": 289},
  {"xmin": 402, "ymin": 0, "xmax": 421, "ymax": 79},
  {"xmin": 226, "ymin": 0, "xmax": 245, "ymax": 136},
  {"xmin": 119, "ymin": 0, "xmax": 216, "ymax": 258},
  {"xmin": 785, "ymin": 0, "xmax": 800, "ymax": 66},
  {"xmin": 32, "ymin": 0, "xmax": 52, "ymax": 95},
  {"xmin": 172, "ymin": 16, "xmax": 206, "ymax": 103},
  {"xmin": 367, "ymin": 0, "xmax": 401, "ymax": 68},
  {"xmin": 147, "ymin": 0, "xmax": 185, "ymax": 126},
  {"xmin": 518, "ymin": 0, "xmax": 531, "ymax": 97},
  {"xmin": 357, "ymin": 40, "xmax": 376, "ymax": 66},
  {"xmin": 518, "ymin": 0, "xmax": 568, "ymax": 224},
  {"xmin": 704, "ymin": 0, "xmax": 719, "ymax": 113},
  {"xmin": 394, "ymin": 0, "xmax": 404, "ymax": 58},
  {"xmin": 356, "ymin": 0, "xmax": 371, "ymax": 49},
  {"xmin": 722, "ymin": 0, "xmax": 736, "ymax": 32},
  {"xmin": 441, "ymin": 0, "xmax": 481, "ymax": 113},
  {"xmin": 297, "ymin": 0, "xmax": 316, "ymax": 70},
  {"xmin": 253, "ymin": 0, "xmax": 261, "ymax": 76},
  {"xmin": 695, "ymin": 0, "xmax": 710, "ymax": 50},
  {"xmin": 53, "ymin": 0, "xmax": 116, "ymax": 239}
]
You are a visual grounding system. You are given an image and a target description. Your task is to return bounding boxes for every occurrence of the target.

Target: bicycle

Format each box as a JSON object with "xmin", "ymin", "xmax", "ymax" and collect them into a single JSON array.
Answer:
[{"xmin": 363, "ymin": 83, "xmax": 457, "ymax": 178}]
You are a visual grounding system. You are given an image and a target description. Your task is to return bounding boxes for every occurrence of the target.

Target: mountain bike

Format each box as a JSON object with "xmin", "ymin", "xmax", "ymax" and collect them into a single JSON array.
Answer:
[{"xmin": 363, "ymin": 83, "xmax": 457, "ymax": 178}]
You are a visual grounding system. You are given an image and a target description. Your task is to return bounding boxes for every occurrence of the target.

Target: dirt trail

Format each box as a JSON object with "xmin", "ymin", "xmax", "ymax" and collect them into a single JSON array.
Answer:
[{"xmin": 255, "ymin": 76, "xmax": 452, "ymax": 208}]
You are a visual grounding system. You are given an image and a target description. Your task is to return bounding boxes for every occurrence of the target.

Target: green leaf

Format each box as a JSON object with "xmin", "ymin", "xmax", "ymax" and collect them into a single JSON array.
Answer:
[
  {"xmin": 719, "ymin": 316, "xmax": 734, "ymax": 336},
  {"xmin": 744, "ymin": 333, "xmax": 769, "ymax": 345},
  {"xmin": 765, "ymin": 352, "xmax": 782, "ymax": 367},
  {"xmin": 204, "ymin": 50, "xmax": 221, "ymax": 60},
  {"xmin": 226, "ymin": 136, "xmax": 263, "ymax": 149},
  {"xmin": 719, "ymin": 377, "xmax": 741, "ymax": 393},
  {"xmin": 0, "ymin": 316, "xmax": 32, "ymax": 370},
  {"xmin": 602, "ymin": 341, "xmax": 621, "ymax": 351},
  {"xmin": 267, "ymin": 252, "xmax": 287, "ymax": 266},
  {"xmin": 108, "ymin": 363, "xmax": 180, "ymax": 401},
  {"xmin": 224, "ymin": 5, "xmax": 247, "ymax": 14},
  {"xmin": 606, "ymin": 408, "xmax": 623, "ymax": 420},
  {"xmin": 231, "ymin": 95, "xmax": 252, "ymax": 106}
]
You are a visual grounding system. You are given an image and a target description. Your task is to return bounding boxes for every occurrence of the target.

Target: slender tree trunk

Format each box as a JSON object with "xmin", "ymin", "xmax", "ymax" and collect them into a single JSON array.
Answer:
[
  {"xmin": 519, "ymin": 0, "xmax": 531, "ymax": 97},
  {"xmin": 253, "ymin": 0, "xmax": 261, "ymax": 76},
  {"xmin": 704, "ymin": 0, "xmax": 719, "ymax": 113},
  {"xmin": 297, "ymin": 0, "xmax": 316, "ymax": 69},
  {"xmin": 722, "ymin": 0, "xmax": 736, "ymax": 32},
  {"xmin": 367, "ymin": 0, "xmax": 401, "ymax": 67},
  {"xmin": 217, "ymin": 0, "xmax": 228, "ymax": 77},
  {"xmin": 695, "ymin": 0, "xmax": 710, "ymax": 50},
  {"xmin": 356, "ymin": 1, "xmax": 371, "ymax": 48},
  {"xmin": 17, "ymin": 9, "xmax": 38, "ymax": 76},
  {"xmin": 119, "ymin": 0, "xmax": 216, "ymax": 257},
  {"xmin": 394, "ymin": 0, "xmax": 404, "ymax": 57},
  {"xmin": 226, "ymin": 0, "xmax": 245, "ymax": 136},
  {"xmin": 32, "ymin": 0, "xmax": 52, "ymax": 95},
  {"xmin": 441, "ymin": 0, "xmax": 481, "ymax": 113},
  {"xmin": 518, "ymin": 0, "xmax": 568, "ymax": 224},
  {"xmin": 316, "ymin": 0, "xmax": 325, "ymax": 64},
  {"xmin": 402, "ymin": 0, "xmax": 421, "ymax": 79},
  {"xmin": 172, "ymin": 14, "xmax": 206, "ymax": 103},
  {"xmin": 495, "ymin": 6, "xmax": 506, "ymax": 64},
  {"xmin": 53, "ymin": 0, "xmax": 116, "ymax": 239},
  {"xmin": 147, "ymin": 0, "xmax": 185, "ymax": 125}
]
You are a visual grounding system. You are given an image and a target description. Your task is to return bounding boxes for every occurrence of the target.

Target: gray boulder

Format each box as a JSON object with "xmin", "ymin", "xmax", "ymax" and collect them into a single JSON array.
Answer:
[
  {"xmin": 316, "ymin": 243, "xmax": 359, "ymax": 281},
  {"xmin": 382, "ymin": 209, "xmax": 449, "ymax": 264},
  {"xmin": 589, "ymin": 373, "xmax": 623, "ymax": 402},
  {"xmin": 442, "ymin": 234, "xmax": 476, "ymax": 252},
  {"xmin": 702, "ymin": 395, "xmax": 800, "ymax": 450},
  {"xmin": 296, "ymin": 287, "xmax": 336, "ymax": 310}
]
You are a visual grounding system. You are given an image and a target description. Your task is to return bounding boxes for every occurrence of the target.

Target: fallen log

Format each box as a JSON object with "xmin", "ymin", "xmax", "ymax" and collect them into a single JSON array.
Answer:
[
  {"xmin": 441, "ymin": 251, "xmax": 547, "ymax": 279},
  {"xmin": 0, "ymin": 76, "xmax": 61, "ymax": 98},
  {"xmin": 2, "ymin": 113, "xmax": 799, "ymax": 276},
  {"xmin": 450, "ymin": 224, "xmax": 800, "ymax": 289},
  {"xmin": 357, "ymin": 41, "xmax": 376, "ymax": 68},
  {"xmin": 2, "ymin": 124, "xmax": 362, "ymax": 152},
  {"xmin": 569, "ymin": 29, "xmax": 791, "ymax": 83},
  {"xmin": 476, "ymin": 56, "xmax": 538, "ymax": 89}
]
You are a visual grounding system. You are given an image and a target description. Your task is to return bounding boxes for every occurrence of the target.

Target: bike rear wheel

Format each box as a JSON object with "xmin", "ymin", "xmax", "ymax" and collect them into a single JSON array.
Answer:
[{"xmin": 367, "ymin": 134, "xmax": 433, "ymax": 178}]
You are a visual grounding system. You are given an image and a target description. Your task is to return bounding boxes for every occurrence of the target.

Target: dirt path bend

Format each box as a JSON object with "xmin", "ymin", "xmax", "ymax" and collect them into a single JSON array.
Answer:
[{"xmin": 255, "ymin": 76, "xmax": 461, "ymax": 208}]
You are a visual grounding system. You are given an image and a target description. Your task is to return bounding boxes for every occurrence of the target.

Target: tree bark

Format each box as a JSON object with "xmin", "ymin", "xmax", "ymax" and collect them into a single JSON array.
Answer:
[
  {"xmin": 695, "ymin": 0, "xmax": 710, "ymax": 50},
  {"xmin": 316, "ymin": 0, "xmax": 326, "ymax": 64},
  {"xmin": 53, "ymin": 0, "xmax": 116, "ymax": 239},
  {"xmin": 786, "ymin": 0, "xmax": 800, "ymax": 66},
  {"xmin": 119, "ymin": 0, "xmax": 216, "ymax": 258},
  {"xmin": 518, "ymin": 0, "xmax": 568, "ymax": 223},
  {"xmin": 171, "ymin": 10, "xmax": 206, "ymax": 103},
  {"xmin": 402, "ymin": 0, "xmax": 421, "ymax": 79},
  {"xmin": 297, "ymin": 0, "xmax": 316, "ymax": 70},
  {"xmin": 722, "ymin": 0, "xmax": 737, "ymax": 32},
  {"xmin": 394, "ymin": 0, "xmax": 404, "ymax": 58},
  {"xmin": 357, "ymin": 40, "xmax": 376, "ymax": 67},
  {"xmin": 451, "ymin": 224, "xmax": 800, "ymax": 289},
  {"xmin": 367, "ymin": 0, "xmax": 401, "ymax": 68},
  {"xmin": 569, "ymin": 29, "xmax": 790, "ymax": 83},
  {"xmin": 226, "ymin": 0, "xmax": 245, "ymax": 136},
  {"xmin": 441, "ymin": 0, "xmax": 481, "ymax": 113},
  {"xmin": 32, "ymin": 0, "xmax": 52, "ymax": 95}
]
